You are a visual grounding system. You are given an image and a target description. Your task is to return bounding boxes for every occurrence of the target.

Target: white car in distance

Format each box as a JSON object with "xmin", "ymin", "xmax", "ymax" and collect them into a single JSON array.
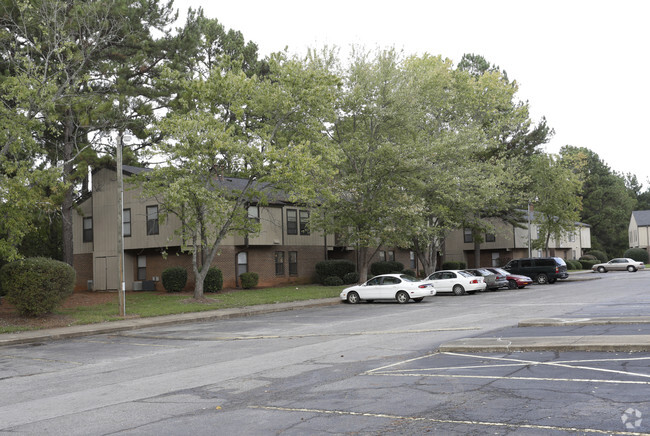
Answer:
[
  {"xmin": 425, "ymin": 270, "xmax": 486, "ymax": 295},
  {"xmin": 340, "ymin": 274, "xmax": 436, "ymax": 304}
]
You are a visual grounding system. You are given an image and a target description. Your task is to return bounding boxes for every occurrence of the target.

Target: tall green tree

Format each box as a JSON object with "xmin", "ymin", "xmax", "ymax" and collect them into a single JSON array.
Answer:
[
  {"xmin": 0, "ymin": 0, "xmax": 177, "ymax": 265},
  {"xmin": 560, "ymin": 145, "xmax": 635, "ymax": 256},
  {"xmin": 316, "ymin": 48, "xmax": 426, "ymax": 281},
  {"xmin": 142, "ymin": 53, "xmax": 338, "ymax": 298},
  {"xmin": 398, "ymin": 54, "xmax": 512, "ymax": 273},
  {"xmin": 453, "ymin": 54, "xmax": 553, "ymax": 265},
  {"xmin": 529, "ymin": 153, "xmax": 582, "ymax": 255}
]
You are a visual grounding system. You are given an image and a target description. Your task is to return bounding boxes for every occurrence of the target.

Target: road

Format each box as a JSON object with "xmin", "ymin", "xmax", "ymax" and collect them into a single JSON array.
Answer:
[{"xmin": 1, "ymin": 272, "xmax": 649, "ymax": 435}]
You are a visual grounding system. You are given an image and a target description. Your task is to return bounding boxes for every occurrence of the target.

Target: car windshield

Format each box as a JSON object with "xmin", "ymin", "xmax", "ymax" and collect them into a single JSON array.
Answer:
[
  {"xmin": 553, "ymin": 257, "xmax": 567, "ymax": 266},
  {"xmin": 458, "ymin": 271, "xmax": 473, "ymax": 278},
  {"xmin": 399, "ymin": 274, "xmax": 419, "ymax": 282},
  {"xmin": 491, "ymin": 268, "xmax": 508, "ymax": 275}
]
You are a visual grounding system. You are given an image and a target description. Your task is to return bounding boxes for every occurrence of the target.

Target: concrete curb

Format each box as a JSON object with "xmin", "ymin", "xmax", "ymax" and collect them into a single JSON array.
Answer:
[
  {"xmin": 519, "ymin": 317, "xmax": 650, "ymax": 327},
  {"xmin": 0, "ymin": 298, "xmax": 341, "ymax": 347},
  {"xmin": 438, "ymin": 335, "xmax": 650, "ymax": 353}
]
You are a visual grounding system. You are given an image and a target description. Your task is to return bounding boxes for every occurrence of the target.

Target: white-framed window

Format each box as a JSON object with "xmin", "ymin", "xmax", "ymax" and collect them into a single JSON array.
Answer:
[
  {"xmin": 83, "ymin": 217, "xmax": 93, "ymax": 243},
  {"xmin": 137, "ymin": 255, "xmax": 146, "ymax": 281},
  {"xmin": 464, "ymin": 228, "xmax": 473, "ymax": 243},
  {"xmin": 123, "ymin": 209, "xmax": 131, "ymax": 237},
  {"xmin": 289, "ymin": 251, "xmax": 298, "ymax": 275},
  {"xmin": 286, "ymin": 209, "xmax": 297, "ymax": 235},
  {"xmin": 146, "ymin": 205, "xmax": 159, "ymax": 235},
  {"xmin": 237, "ymin": 252, "xmax": 248, "ymax": 277},
  {"xmin": 275, "ymin": 251, "xmax": 284, "ymax": 275},
  {"xmin": 248, "ymin": 205, "xmax": 260, "ymax": 222},
  {"xmin": 299, "ymin": 210, "xmax": 310, "ymax": 235}
]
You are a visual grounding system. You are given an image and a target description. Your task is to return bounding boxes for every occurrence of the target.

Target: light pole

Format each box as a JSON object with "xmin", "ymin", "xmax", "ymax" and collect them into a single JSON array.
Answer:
[
  {"xmin": 117, "ymin": 133, "xmax": 129, "ymax": 316},
  {"xmin": 527, "ymin": 202, "xmax": 532, "ymax": 258}
]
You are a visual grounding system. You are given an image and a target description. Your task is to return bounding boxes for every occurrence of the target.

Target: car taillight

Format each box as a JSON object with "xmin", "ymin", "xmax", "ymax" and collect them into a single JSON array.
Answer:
[
  {"xmin": 555, "ymin": 267, "xmax": 559, "ymax": 272},
  {"xmin": 470, "ymin": 279, "xmax": 478, "ymax": 284}
]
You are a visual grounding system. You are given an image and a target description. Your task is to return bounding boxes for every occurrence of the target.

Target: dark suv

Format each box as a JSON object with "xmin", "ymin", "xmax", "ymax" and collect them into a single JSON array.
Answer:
[{"xmin": 503, "ymin": 257, "xmax": 569, "ymax": 284}]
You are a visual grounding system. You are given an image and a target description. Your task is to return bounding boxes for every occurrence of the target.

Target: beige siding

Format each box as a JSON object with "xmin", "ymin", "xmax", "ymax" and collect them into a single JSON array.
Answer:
[{"xmin": 72, "ymin": 198, "xmax": 94, "ymax": 255}]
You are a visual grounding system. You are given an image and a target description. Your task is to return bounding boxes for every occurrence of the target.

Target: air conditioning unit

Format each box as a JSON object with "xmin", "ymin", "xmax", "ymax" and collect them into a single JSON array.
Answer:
[
  {"xmin": 132, "ymin": 281, "xmax": 143, "ymax": 291},
  {"xmin": 87, "ymin": 280, "xmax": 93, "ymax": 291}
]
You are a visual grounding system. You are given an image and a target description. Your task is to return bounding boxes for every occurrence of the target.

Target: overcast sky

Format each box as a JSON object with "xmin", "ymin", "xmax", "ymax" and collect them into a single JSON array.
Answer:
[{"xmin": 182, "ymin": 0, "xmax": 650, "ymax": 187}]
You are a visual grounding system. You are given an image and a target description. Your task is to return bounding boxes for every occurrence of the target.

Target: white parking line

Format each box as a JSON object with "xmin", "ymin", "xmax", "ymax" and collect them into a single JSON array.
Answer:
[
  {"xmin": 250, "ymin": 405, "xmax": 650, "ymax": 435},
  {"xmin": 367, "ymin": 372, "xmax": 650, "ymax": 385},
  {"xmin": 364, "ymin": 352, "xmax": 650, "ymax": 385},
  {"xmin": 444, "ymin": 352, "xmax": 650, "ymax": 379}
]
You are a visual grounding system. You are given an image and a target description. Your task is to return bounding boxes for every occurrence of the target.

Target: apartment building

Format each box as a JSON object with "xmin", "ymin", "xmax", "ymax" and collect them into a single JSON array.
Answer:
[{"xmin": 72, "ymin": 166, "xmax": 412, "ymax": 291}]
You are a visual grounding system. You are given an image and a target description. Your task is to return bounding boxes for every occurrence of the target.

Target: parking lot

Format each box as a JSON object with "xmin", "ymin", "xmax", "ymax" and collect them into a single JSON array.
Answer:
[{"xmin": 1, "ymin": 272, "xmax": 649, "ymax": 435}]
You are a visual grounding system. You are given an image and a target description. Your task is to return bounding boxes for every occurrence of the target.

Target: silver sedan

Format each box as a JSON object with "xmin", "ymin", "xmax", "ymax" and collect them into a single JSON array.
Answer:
[{"xmin": 592, "ymin": 258, "xmax": 645, "ymax": 273}]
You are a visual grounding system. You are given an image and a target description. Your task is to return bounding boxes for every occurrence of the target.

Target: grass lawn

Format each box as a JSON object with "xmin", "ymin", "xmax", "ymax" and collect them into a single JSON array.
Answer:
[{"xmin": 0, "ymin": 285, "xmax": 346, "ymax": 334}]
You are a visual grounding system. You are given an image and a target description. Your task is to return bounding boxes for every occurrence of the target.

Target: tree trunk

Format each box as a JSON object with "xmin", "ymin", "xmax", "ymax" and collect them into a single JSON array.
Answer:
[
  {"xmin": 358, "ymin": 247, "xmax": 369, "ymax": 282},
  {"xmin": 474, "ymin": 241, "xmax": 481, "ymax": 268},
  {"xmin": 61, "ymin": 108, "xmax": 74, "ymax": 266}
]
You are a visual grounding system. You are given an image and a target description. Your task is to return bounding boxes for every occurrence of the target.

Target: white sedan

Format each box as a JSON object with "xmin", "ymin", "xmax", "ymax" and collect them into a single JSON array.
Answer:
[
  {"xmin": 340, "ymin": 274, "xmax": 436, "ymax": 304},
  {"xmin": 425, "ymin": 270, "xmax": 486, "ymax": 295},
  {"xmin": 592, "ymin": 258, "xmax": 645, "ymax": 273}
]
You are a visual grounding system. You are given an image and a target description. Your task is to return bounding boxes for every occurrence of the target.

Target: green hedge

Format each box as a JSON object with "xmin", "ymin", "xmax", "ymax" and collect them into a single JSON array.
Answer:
[
  {"xmin": 240, "ymin": 272, "xmax": 259, "ymax": 289},
  {"xmin": 161, "ymin": 267, "xmax": 187, "ymax": 292},
  {"xmin": 441, "ymin": 261, "xmax": 467, "ymax": 270},
  {"xmin": 370, "ymin": 261, "xmax": 404, "ymax": 276},
  {"xmin": 204, "ymin": 267, "xmax": 223, "ymax": 293},
  {"xmin": 566, "ymin": 259, "xmax": 582, "ymax": 270},
  {"xmin": 586, "ymin": 250, "xmax": 608, "ymax": 263},
  {"xmin": 315, "ymin": 260, "xmax": 355, "ymax": 284},
  {"xmin": 579, "ymin": 259, "xmax": 599, "ymax": 270},
  {"xmin": 624, "ymin": 248, "xmax": 649, "ymax": 264},
  {"xmin": 323, "ymin": 276, "xmax": 344, "ymax": 286},
  {"xmin": 0, "ymin": 257, "xmax": 75, "ymax": 317},
  {"xmin": 342, "ymin": 272, "xmax": 360, "ymax": 284}
]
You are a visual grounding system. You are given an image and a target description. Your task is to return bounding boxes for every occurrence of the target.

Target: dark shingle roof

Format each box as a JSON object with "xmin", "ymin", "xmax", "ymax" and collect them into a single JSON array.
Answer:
[
  {"xmin": 121, "ymin": 166, "xmax": 289, "ymax": 205},
  {"xmin": 632, "ymin": 210, "xmax": 650, "ymax": 227}
]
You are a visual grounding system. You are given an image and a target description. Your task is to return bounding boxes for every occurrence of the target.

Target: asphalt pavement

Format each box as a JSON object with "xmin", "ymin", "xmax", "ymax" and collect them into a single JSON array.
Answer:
[{"xmin": 2, "ymin": 270, "xmax": 650, "ymax": 352}]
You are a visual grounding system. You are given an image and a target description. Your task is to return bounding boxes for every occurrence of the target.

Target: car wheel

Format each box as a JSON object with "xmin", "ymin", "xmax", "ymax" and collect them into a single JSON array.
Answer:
[
  {"xmin": 628, "ymin": 266, "xmax": 637, "ymax": 272},
  {"xmin": 396, "ymin": 291, "xmax": 410, "ymax": 304},
  {"xmin": 508, "ymin": 280, "xmax": 517, "ymax": 290},
  {"xmin": 347, "ymin": 291, "xmax": 360, "ymax": 304},
  {"xmin": 536, "ymin": 274, "xmax": 548, "ymax": 284},
  {"xmin": 413, "ymin": 297, "xmax": 424, "ymax": 302},
  {"xmin": 518, "ymin": 286, "xmax": 526, "ymax": 289},
  {"xmin": 597, "ymin": 266, "xmax": 606, "ymax": 273},
  {"xmin": 452, "ymin": 284, "xmax": 465, "ymax": 296}
]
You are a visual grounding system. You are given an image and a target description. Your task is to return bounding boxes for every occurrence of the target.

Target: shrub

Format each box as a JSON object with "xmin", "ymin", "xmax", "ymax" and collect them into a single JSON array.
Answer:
[
  {"xmin": 314, "ymin": 260, "xmax": 355, "ymax": 284},
  {"xmin": 323, "ymin": 275, "xmax": 344, "ymax": 286},
  {"xmin": 370, "ymin": 261, "xmax": 404, "ymax": 276},
  {"xmin": 441, "ymin": 261, "xmax": 466, "ymax": 270},
  {"xmin": 579, "ymin": 254, "xmax": 597, "ymax": 261},
  {"xmin": 0, "ymin": 257, "xmax": 75, "ymax": 317},
  {"xmin": 342, "ymin": 272, "xmax": 360, "ymax": 284},
  {"xmin": 240, "ymin": 272, "xmax": 259, "ymax": 289},
  {"xmin": 579, "ymin": 259, "xmax": 598, "ymax": 270},
  {"xmin": 161, "ymin": 267, "xmax": 187, "ymax": 292},
  {"xmin": 401, "ymin": 269, "xmax": 416, "ymax": 277},
  {"xmin": 566, "ymin": 259, "xmax": 582, "ymax": 270},
  {"xmin": 586, "ymin": 250, "xmax": 608, "ymax": 263},
  {"xmin": 204, "ymin": 267, "xmax": 223, "ymax": 293},
  {"xmin": 624, "ymin": 248, "xmax": 649, "ymax": 264}
]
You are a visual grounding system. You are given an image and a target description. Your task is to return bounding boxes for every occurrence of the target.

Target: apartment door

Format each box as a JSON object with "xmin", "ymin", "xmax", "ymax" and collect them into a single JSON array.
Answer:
[{"xmin": 94, "ymin": 256, "xmax": 118, "ymax": 291}]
